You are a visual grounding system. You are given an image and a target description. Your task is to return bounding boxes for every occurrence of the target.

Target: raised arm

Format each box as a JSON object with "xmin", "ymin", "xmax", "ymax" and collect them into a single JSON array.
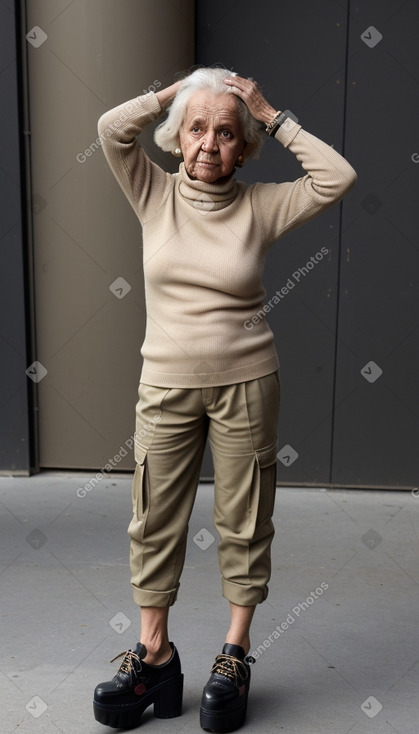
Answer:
[
  {"xmin": 98, "ymin": 80, "xmax": 182, "ymax": 220},
  {"xmin": 224, "ymin": 74, "xmax": 357, "ymax": 243}
]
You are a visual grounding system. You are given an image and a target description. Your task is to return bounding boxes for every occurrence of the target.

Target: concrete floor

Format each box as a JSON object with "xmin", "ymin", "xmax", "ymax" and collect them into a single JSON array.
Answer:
[{"xmin": 0, "ymin": 472, "xmax": 418, "ymax": 734}]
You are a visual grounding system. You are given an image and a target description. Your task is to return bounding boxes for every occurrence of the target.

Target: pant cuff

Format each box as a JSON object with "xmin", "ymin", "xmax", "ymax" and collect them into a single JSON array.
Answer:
[
  {"xmin": 132, "ymin": 585, "xmax": 179, "ymax": 607},
  {"xmin": 222, "ymin": 578, "xmax": 269, "ymax": 606}
]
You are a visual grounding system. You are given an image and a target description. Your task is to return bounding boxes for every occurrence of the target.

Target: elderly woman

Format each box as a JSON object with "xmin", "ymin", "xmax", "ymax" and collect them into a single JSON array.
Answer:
[{"xmin": 93, "ymin": 67, "xmax": 356, "ymax": 732}]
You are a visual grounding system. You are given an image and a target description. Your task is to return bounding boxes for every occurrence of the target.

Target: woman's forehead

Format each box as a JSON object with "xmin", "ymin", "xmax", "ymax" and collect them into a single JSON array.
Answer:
[{"xmin": 184, "ymin": 90, "xmax": 239, "ymax": 121}]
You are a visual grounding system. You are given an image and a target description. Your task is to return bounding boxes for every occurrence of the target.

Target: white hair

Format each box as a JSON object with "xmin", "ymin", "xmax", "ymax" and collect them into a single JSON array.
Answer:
[{"xmin": 154, "ymin": 67, "xmax": 265, "ymax": 160}]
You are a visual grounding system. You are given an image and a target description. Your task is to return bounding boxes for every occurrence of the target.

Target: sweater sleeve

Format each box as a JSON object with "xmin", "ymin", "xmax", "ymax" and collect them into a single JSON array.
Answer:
[
  {"xmin": 97, "ymin": 92, "xmax": 172, "ymax": 221},
  {"xmin": 250, "ymin": 117, "xmax": 357, "ymax": 245}
]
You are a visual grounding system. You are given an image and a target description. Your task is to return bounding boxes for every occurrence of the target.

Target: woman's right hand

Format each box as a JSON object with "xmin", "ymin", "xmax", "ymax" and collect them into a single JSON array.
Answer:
[{"xmin": 156, "ymin": 80, "xmax": 183, "ymax": 111}]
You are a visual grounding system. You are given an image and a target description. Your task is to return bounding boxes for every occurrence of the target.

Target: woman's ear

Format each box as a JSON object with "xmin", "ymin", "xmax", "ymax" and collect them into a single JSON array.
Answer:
[{"xmin": 236, "ymin": 142, "xmax": 249, "ymax": 167}]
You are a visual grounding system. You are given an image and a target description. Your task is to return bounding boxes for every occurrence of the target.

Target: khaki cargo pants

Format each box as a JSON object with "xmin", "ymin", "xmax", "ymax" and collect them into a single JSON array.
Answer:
[{"xmin": 127, "ymin": 371, "xmax": 280, "ymax": 607}]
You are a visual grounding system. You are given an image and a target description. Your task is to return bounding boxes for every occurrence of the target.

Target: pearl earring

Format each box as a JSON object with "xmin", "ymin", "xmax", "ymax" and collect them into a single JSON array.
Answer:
[
  {"xmin": 172, "ymin": 147, "xmax": 182, "ymax": 157},
  {"xmin": 236, "ymin": 154, "xmax": 244, "ymax": 168}
]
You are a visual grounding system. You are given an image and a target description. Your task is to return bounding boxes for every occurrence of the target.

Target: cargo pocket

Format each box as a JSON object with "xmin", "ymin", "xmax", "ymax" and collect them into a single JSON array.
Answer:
[
  {"xmin": 255, "ymin": 440, "xmax": 278, "ymax": 471},
  {"xmin": 127, "ymin": 444, "xmax": 149, "ymax": 543},
  {"xmin": 251, "ymin": 439, "xmax": 278, "ymax": 529}
]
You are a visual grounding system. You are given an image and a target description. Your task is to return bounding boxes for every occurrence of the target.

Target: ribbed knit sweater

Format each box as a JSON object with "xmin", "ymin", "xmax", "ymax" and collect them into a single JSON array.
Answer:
[{"xmin": 98, "ymin": 92, "xmax": 356, "ymax": 387}]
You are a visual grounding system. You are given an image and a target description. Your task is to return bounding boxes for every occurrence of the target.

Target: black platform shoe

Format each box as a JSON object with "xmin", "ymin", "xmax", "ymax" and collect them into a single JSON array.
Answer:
[
  {"xmin": 93, "ymin": 641, "xmax": 183, "ymax": 729},
  {"xmin": 200, "ymin": 643, "xmax": 254, "ymax": 733}
]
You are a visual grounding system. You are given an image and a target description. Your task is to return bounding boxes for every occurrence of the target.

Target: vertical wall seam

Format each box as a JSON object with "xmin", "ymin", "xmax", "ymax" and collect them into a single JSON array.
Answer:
[
  {"xmin": 15, "ymin": 0, "xmax": 40, "ymax": 473},
  {"xmin": 329, "ymin": 0, "xmax": 351, "ymax": 485}
]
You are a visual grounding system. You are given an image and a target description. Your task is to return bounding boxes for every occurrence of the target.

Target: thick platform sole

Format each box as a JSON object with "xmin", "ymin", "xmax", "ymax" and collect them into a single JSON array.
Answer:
[
  {"xmin": 93, "ymin": 672, "xmax": 183, "ymax": 729},
  {"xmin": 200, "ymin": 696, "xmax": 248, "ymax": 733}
]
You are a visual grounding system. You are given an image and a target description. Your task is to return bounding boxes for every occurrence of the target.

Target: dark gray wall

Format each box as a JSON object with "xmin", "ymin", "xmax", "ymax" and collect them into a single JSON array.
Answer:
[
  {"xmin": 196, "ymin": 0, "xmax": 419, "ymax": 488},
  {"xmin": 332, "ymin": 1, "xmax": 419, "ymax": 487},
  {"xmin": 0, "ymin": 0, "xmax": 33, "ymax": 474}
]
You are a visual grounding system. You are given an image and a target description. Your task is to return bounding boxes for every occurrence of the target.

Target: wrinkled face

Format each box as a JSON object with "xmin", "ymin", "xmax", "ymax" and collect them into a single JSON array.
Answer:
[{"xmin": 179, "ymin": 90, "xmax": 245, "ymax": 183}]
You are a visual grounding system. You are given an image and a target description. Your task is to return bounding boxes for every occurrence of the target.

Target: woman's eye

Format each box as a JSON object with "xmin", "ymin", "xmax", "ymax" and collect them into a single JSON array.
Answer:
[
  {"xmin": 192, "ymin": 126, "xmax": 200, "ymax": 133},
  {"xmin": 221, "ymin": 130, "xmax": 232, "ymax": 138}
]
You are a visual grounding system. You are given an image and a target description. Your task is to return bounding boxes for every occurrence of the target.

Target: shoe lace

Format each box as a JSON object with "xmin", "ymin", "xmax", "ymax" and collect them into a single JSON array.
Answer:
[
  {"xmin": 211, "ymin": 654, "xmax": 249, "ymax": 685},
  {"xmin": 110, "ymin": 649, "xmax": 141, "ymax": 676}
]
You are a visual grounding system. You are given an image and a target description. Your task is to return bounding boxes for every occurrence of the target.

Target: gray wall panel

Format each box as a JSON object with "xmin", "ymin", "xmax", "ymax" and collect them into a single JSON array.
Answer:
[
  {"xmin": 332, "ymin": 0, "xmax": 419, "ymax": 487},
  {"xmin": 24, "ymin": 0, "xmax": 194, "ymax": 470}
]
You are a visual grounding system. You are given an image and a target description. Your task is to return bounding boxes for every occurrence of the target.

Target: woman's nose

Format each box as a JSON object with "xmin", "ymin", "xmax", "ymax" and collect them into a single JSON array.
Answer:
[{"xmin": 201, "ymin": 131, "xmax": 218, "ymax": 152}]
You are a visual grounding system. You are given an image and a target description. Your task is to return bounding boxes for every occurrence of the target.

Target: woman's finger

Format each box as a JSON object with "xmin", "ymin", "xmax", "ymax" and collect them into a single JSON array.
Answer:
[
  {"xmin": 224, "ymin": 75, "xmax": 274, "ymax": 123},
  {"xmin": 224, "ymin": 76, "xmax": 257, "ymax": 99}
]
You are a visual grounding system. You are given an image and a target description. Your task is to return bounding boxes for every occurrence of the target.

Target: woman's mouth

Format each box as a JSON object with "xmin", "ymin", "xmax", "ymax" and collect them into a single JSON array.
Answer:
[{"xmin": 196, "ymin": 160, "xmax": 219, "ymax": 166}]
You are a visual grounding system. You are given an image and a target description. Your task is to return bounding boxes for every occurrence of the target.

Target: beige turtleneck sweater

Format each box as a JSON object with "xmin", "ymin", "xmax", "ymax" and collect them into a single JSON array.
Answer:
[{"xmin": 98, "ymin": 92, "xmax": 356, "ymax": 388}]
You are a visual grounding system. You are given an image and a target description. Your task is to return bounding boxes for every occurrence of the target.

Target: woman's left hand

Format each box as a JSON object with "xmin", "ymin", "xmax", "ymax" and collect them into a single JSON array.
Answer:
[{"xmin": 223, "ymin": 74, "xmax": 278, "ymax": 125}]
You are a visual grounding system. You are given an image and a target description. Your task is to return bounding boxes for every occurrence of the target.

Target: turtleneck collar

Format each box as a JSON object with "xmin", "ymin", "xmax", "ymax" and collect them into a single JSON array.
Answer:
[{"xmin": 177, "ymin": 161, "xmax": 238, "ymax": 212}]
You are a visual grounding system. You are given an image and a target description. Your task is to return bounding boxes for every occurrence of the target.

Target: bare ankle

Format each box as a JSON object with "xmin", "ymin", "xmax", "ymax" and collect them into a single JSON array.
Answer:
[
  {"xmin": 141, "ymin": 641, "xmax": 172, "ymax": 666},
  {"xmin": 139, "ymin": 606, "xmax": 172, "ymax": 664},
  {"xmin": 143, "ymin": 649, "xmax": 172, "ymax": 666},
  {"xmin": 225, "ymin": 634, "xmax": 250, "ymax": 656}
]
